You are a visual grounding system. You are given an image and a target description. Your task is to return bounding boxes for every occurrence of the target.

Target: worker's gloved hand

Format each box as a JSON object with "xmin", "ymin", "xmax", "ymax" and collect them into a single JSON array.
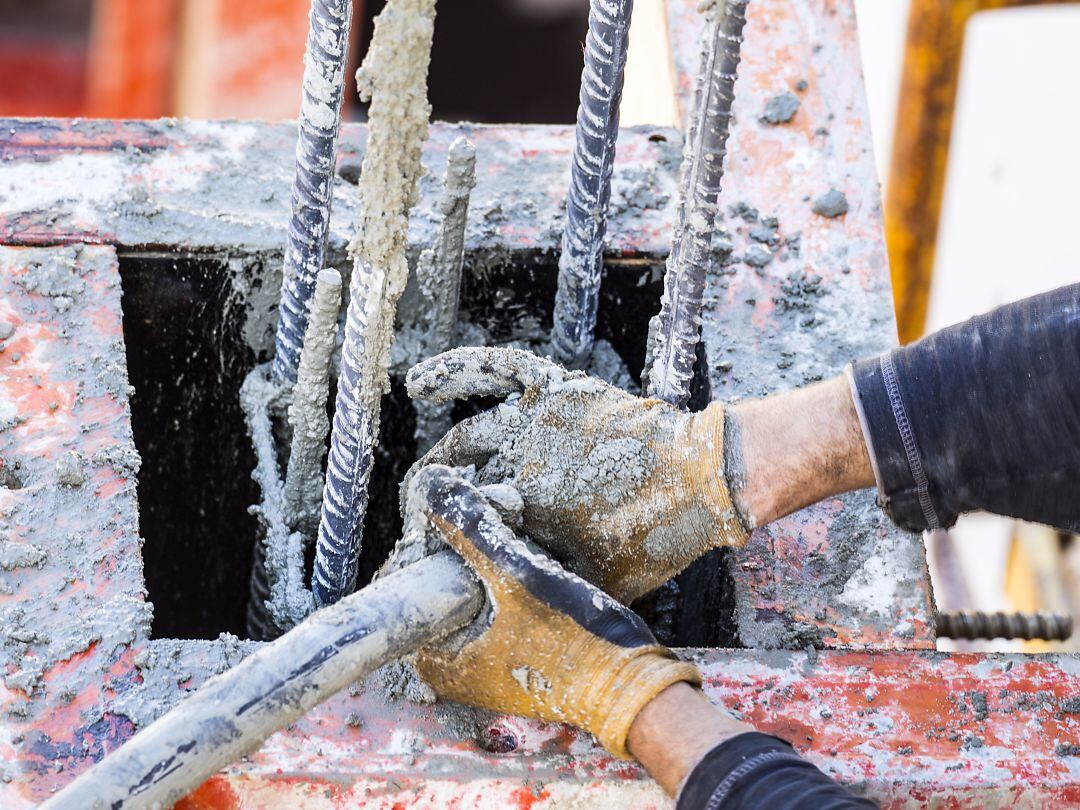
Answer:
[
  {"xmin": 411, "ymin": 465, "xmax": 701, "ymax": 758},
  {"xmin": 405, "ymin": 347, "xmax": 749, "ymax": 604}
]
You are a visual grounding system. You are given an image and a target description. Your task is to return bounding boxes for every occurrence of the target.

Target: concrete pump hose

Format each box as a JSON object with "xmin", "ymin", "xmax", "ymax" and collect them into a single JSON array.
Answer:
[{"xmin": 40, "ymin": 552, "xmax": 482, "ymax": 810}]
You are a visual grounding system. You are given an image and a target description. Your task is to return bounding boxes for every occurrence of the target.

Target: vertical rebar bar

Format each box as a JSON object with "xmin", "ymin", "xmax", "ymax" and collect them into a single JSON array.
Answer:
[
  {"xmin": 643, "ymin": 0, "xmax": 747, "ymax": 406},
  {"xmin": 313, "ymin": 0, "xmax": 437, "ymax": 608},
  {"xmin": 414, "ymin": 137, "xmax": 476, "ymax": 454},
  {"xmin": 551, "ymin": 0, "xmax": 634, "ymax": 369},
  {"xmin": 284, "ymin": 268, "xmax": 342, "ymax": 534},
  {"xmin": 272, "ymin": 0, "xmax": 353, "ymax": 385}
]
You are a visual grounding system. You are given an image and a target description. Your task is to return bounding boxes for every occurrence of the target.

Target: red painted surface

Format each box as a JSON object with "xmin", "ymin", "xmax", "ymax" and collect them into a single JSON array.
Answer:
[
  {"xmin": 0, "ymin": 245, "xmax": 144, "ymax": 807},
  {"xmin": 143, "ymin": 646, "xmax": 1080, "ymax": 808},
  {"xmin": 0, "ymin": 45, "xmax": 88, "ymax": 118}
]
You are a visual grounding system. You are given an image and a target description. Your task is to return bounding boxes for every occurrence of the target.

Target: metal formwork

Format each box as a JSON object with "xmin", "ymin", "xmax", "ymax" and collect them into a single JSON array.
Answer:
[{"xmin": 0, "ymin": 1, "xmax": 1076, "ymax": 806}]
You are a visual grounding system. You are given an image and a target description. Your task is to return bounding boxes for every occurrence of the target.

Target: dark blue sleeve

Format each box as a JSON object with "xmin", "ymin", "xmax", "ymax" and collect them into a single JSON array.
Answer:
[
  {"xmin": 850, "ymin": 283, "xmax": 1080, "ymax": 534},
  {"xmin": 676, "ymin": 732, "xmax": 876, "ymax": 810}
]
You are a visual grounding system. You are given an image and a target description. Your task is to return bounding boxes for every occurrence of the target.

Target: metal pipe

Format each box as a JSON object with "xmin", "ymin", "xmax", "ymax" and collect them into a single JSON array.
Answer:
[
  {"xmin": 643, "ymin": 0, "xmax": 746, "ymax": 407},
  {"xmin": 937, "ymin": 610, "xmax": 1073, "ymax": 642},
  {"xmin": 414, "ymin": 137, "xmax": 477, "ymax": 454},
  {"xmin": 312, "ymin": 0, "xmax": 437, "ymax": 607},
  {"xmin": 284, "ymin": 267, "xmax": 342, "ymax": 534},
  {"xmin": 272, "ymin": 0, "xmax": 354, "ymax": 385},
  {"xmin": 40, "ymin": 552, "xmax": 482, "ymax": 810},
  {"xmin": 551, "ymin": 0, "xmax": 634, "ymax": 369}
]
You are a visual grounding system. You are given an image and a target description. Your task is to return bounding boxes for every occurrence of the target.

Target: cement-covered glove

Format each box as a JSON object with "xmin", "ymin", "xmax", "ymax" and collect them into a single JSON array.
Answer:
[
  {"xmin": 411, "ymin": 464, "xmax": 701, "ymax": 758},
  {"xmin": 405, "ymin": 347, "xmax": 749, "ymax": 604}
]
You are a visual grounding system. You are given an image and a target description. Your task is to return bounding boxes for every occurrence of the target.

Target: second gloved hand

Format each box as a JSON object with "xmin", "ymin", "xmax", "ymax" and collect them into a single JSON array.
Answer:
[
  {"xmin": 405, "ymin": 347, "xmax": 750, "ymax": 604},
  {"xmin": 410, "ymin": 465, "xmax": 701, "ymax": 758}
]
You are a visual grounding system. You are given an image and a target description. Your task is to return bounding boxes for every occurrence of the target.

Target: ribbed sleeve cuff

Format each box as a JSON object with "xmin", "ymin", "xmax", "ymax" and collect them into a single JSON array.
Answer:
[
  {"xmin": 849, "ymin": 354, "xmax": 940, "ymax": 533},
  {"xmin": 675, "ymin": 732, "xmax": 807, "ymax": 810}
]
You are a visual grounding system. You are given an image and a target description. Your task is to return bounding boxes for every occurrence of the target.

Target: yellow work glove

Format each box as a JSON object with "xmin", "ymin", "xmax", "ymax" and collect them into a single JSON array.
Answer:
[
  {"xmin": 405, "ymin": 347, "xmax": 749, "ymax": 604},
  {"xmin": 410, "ymin": 465, "xmax": 701, "ymax": 758}
]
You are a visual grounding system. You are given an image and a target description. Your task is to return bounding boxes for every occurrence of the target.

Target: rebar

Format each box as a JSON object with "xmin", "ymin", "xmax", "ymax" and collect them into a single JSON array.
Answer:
[
  {"xmin": 272, "ymin": 0, "xmax": 354, "ymax": 385},
  {"xmin": 283, "ymin": 268, "xmax": 342, "ymax": 534},
  {"xmin": 551, "ymin": 0, "xmax": 634, "ymax": 369},
  {"xmin": 414, "ymin": 137, "xmax": 477, "ymax": 454},
  {"xmin": 313, "ymin": 0, "xmax": 437, "ymax": 607},
  {"xmin": 936, "ymin": 610, "xmax": 1073, "ymax": 642},
  {"xmin": 643, "ymin": 0, "xmax": 747, "ymax": 406}
]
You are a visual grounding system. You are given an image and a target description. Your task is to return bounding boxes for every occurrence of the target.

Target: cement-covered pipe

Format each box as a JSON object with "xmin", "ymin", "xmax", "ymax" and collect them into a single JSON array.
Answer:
[{"xmin": 41, "ymin": 553, "xmax": 482, "ymax": 810}]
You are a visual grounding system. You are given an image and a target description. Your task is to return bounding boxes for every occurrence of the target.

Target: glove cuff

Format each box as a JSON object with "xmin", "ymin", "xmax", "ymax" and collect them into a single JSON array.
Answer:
[
  {"xmin": 685, "ymin": 403, "xmax": 751, "ymax": 549},
  {"xmin": 593, "ymin": 649, "xmax": 702, "ymax": 759}
]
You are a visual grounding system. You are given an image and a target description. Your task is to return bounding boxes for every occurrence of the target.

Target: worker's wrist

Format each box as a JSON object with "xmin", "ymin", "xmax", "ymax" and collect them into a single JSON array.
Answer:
[
  {"xmin": 587, "ymin": 647, "xmax": 702, "ymax": 759},
  {"xmin": 726, "ymin": 376, "xmax": 874, "ymax": 527},
  {"xmin": 627, "ymin": 682, "xmax": 752, "ymax": 796},
  {"xmin": 685, "ymin": 403, "xmax": 751, "ymax": 545}
]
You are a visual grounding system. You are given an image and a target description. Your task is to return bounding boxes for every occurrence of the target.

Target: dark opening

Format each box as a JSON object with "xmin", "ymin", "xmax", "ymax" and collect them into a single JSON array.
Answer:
[
  {"xmin": 121, "ymin": 252, "xmax": 740, "ymax": 647},
  {"xmin": 353, "ymin": 0, "xmax": 589, "ymax": 124},
  {"xmin": 120, "ymin": 255, "xmax": 261, "ymax": 640}
]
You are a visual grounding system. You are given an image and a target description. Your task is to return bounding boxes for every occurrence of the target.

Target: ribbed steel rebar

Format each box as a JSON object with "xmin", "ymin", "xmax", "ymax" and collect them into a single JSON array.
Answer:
[
  {"xmin": 643, "ymin": 0, "xmax": 747, "ymax": 406},
  {"xmin": 284, "ymin": 268, "xmax": 342, "ymax": 534},
  {"xmin": 936, "ymin": 610, "xmax": 1073, "ymax": 641},
  {"xmin": 312, "ymin": 0, "xmax": 436, "ymax": 607},
  {"xmin": 272, "ymin": 0, "xmax": 353, "ymax": 385},
  {"xmin": 414, "ymin": 137, "xmax": 477, "ymax": 453},
  {"xmin": 551, "ymin": 0, "xmax": 634, "ymax": 369},
  {"xmin": 312, "ymin": 258, "xmax": 384, "ymax": 606}
]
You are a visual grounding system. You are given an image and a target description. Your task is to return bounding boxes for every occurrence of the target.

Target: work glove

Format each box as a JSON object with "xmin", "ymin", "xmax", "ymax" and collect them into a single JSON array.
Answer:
[
  {"xmin": 410, "ymin": 464, "xmax": 701, "ymax": 758},
  {"xmin": 404, "ymin": 347, "xmax": 749, "ymax": 604}
]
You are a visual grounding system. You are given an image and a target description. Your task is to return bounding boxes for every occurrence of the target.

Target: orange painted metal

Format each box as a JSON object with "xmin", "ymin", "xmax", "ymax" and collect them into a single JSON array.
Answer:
[
  {"xmin": 1, "ymin": 0, "xmax": 364, "ymax": 121},
  {"xmin": 176, "ymin": 0, "xmax": 364, "ymax": 120},
  {"xmin": 85, "ymin": 0, "xmax": 182, "ymax": 118},
  {"xmin": 885, "ymin": 0, "xmax": 1080, "ymax": 343}
]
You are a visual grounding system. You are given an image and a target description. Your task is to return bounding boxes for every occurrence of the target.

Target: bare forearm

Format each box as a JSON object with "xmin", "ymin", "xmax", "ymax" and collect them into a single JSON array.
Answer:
[
  {"xmin": 627, "ymin": 683, "xmax": 750, "ymax": 796},
  {"xmin": 725, "ymin": 375, "xmax": 873, "ymax": 529}
]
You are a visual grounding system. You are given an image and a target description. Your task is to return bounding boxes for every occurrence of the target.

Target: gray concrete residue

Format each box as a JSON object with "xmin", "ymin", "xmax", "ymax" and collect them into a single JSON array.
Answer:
[
  {"xmin": 412, "ymin": 136, "xmax": 477, "ymax": 454},
  {"xmin": 760, "ymin": 91, "xmax": 800, "ymax": 125},
  {"xmin": 284, "ymin": 268, "xmax": 342, "ymax": 535},
  {"xmin": 812, "ymin": 188, "xmax": 849, "ymax": 218},
  {"xmin": 112, "ymin": 636, "xmax": 259, "ymax": 729},
  {"xmin": 55, "ymin": 451, "xmax": 86, "ymax": 488}
]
